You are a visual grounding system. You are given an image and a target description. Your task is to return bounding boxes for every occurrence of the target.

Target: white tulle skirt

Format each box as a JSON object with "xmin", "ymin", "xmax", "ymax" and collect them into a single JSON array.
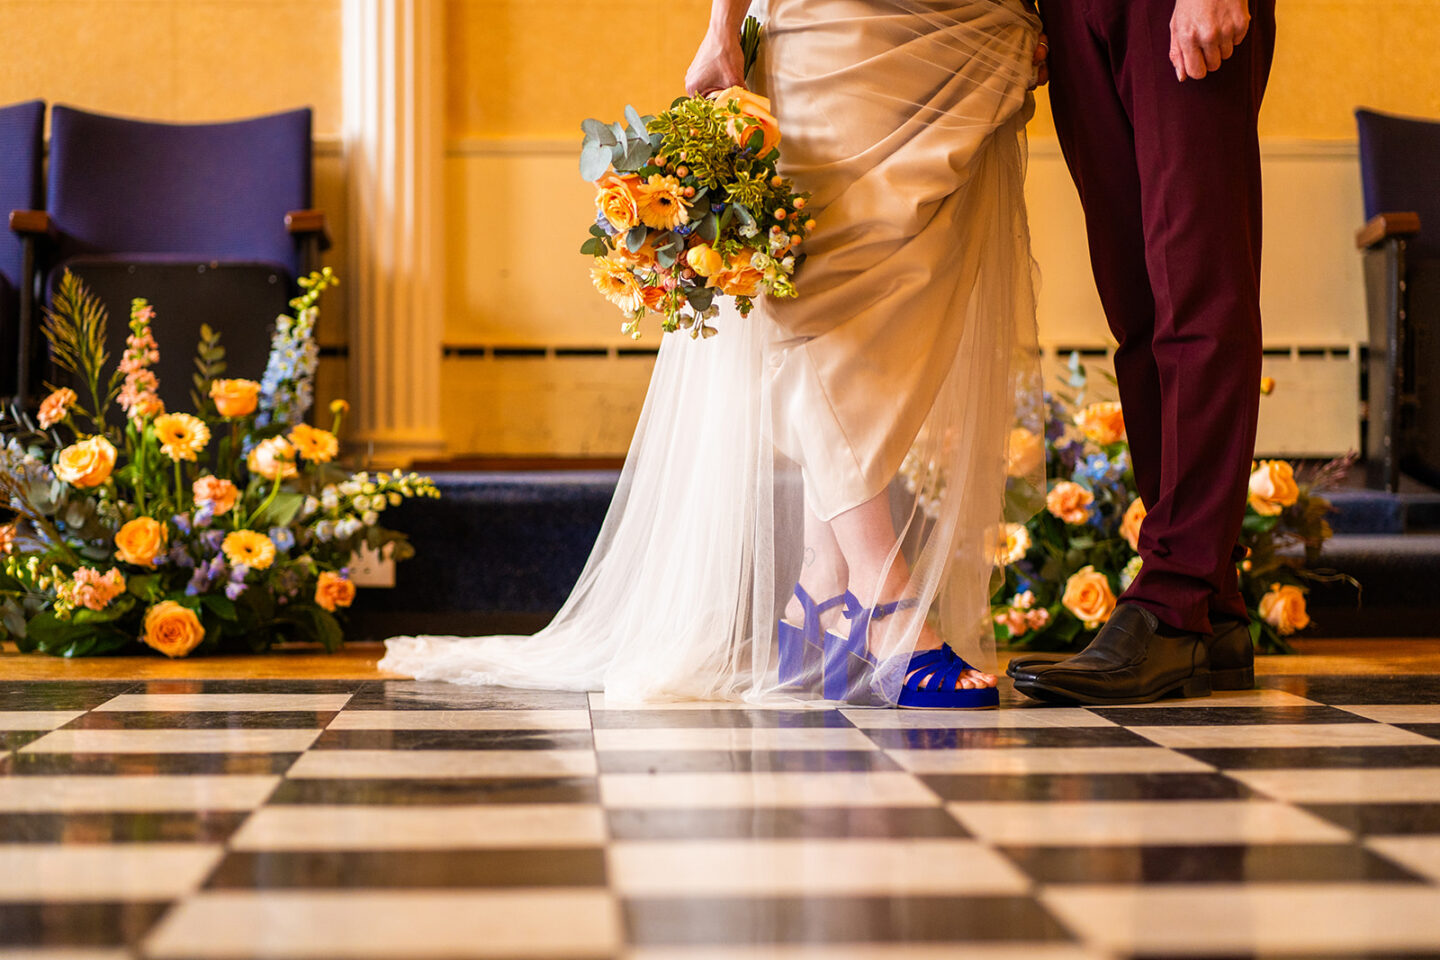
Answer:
[{"xmin": 381, "ymin": 0, "xmax": 1046, "ymax": 706}]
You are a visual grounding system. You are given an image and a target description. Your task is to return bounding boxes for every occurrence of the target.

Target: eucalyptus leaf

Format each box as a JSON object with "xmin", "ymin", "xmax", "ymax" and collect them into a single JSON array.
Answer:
[
  {"xmin": 656, "ymin": 246, "xmax": 678, "ymax": 268},
  {"xmin": 697, "ymin": 213, "xmax": 719, "ymax": 244},
  {"xmin": 579, "ymin": 140, "xmax": 611, "ymax": 181},
  {"xmin": 0, "ymin": 598, "xmax": 26, "ymax": 639},
  {"xmin": 620, "ymin": 138, "xmax": 652, "ymax": 171},
  {"xmin": 625, "ymin": 104, "xmax": 646, "ymax": 138},
  {"xmin": 733, "ymin": 205, "xmax": 756, "ymax": 231},
  {"xmin": 611, "ymin": 120, "xmax": 628, "ymax": 144},
  {"xmin": 580, "ymin": 237, "xmax": 607, "ymax": 257},
  {"xmin": 581, "ymin": 118, "xmax": 614, "ymax": 144},
  {"xmin": 625, "ymin": 226, "xmax": 647, "ymax": 253}
]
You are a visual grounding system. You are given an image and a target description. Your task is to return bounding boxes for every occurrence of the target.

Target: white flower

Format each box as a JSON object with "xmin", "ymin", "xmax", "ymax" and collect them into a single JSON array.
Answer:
[
  {"xmin": 388, "ymin": 492, "xmax": 402, "ymax": 506},
  {"xmin": 300, "ymin": 496, "xmax": 320, "ymax": 520},
  {"xmin": 362, "ymin": 510, "xmax": 379, "ymax": 526},
  {"xmin": 1120, "ymin": 555, "xmax": 1143, "ymax": 591}
]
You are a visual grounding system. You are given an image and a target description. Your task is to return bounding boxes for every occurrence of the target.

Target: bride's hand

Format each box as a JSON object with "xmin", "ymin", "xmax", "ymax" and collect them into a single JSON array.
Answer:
[
  {"xmin": 1031, "ymin": 32, "xmax": 1050, "ymax": 88},
  {"xmin": 686, "ymin": 28, "xmax": 745, "ymax": 97}
]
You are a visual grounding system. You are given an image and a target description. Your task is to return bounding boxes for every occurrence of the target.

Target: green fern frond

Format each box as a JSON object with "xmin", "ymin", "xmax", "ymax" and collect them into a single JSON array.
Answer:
[{"xmin": 40, "ymin": 271, "xmax": 116, "ymax": 431}]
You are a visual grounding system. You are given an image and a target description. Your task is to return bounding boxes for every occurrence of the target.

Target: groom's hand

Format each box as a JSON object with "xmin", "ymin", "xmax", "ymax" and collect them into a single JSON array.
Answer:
[{"xmin": 1169, "ymin": 0, "xmax": 1250, "ymax": 82}]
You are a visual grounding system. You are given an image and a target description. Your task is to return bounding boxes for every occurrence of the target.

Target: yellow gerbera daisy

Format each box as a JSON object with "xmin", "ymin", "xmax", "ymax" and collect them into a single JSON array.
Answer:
[
  {"xmin": 222, "ymin": 530, "xmax": 277, "ymax": 571},
  {"xmin": 153, "ymin": 413, "xmax": 211, "ymax": 462},
  {"xmin": 589, "ymin": 258, "xmax": 644, "ymax": 313},
  {"xmin": 290, "ymin": 423, "xmax": 340, "ymax": 463},
  {"xmin": 636, "ymin": 174, "xmax": 689, "ymax": 231}
]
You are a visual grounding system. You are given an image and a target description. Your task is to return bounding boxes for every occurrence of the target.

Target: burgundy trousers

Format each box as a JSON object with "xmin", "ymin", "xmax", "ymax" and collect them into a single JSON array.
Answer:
[{"xmin": 1043, "ymin": 0, "xmax": 1277, "ymax": 634}]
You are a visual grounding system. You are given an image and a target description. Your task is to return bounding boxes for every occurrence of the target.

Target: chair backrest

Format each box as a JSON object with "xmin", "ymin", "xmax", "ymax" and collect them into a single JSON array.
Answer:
[
  {"xmin": 47, "ymin": 105, "xmax": 313, "ymax": 276},
  {"xmin": 1356, "ymin": 107, "xmax": 1440, "ymax": 259},
  {"xmin": 0, "ymin": 99, "xmax": 45, "ymax": 291}
]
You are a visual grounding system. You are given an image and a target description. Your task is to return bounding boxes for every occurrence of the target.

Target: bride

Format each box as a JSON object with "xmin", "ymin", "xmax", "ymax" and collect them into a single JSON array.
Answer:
[{"xmin": 381, "ymin": 0, "xmax": 1048, "ymax": 708}]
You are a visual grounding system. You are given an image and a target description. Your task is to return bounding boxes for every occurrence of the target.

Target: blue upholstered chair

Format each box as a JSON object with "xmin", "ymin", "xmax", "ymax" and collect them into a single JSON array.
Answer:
[
  {"xmin": 0, "ymin": 100, "xmax": 45, "ymax": 403},
  {"xmin": 31, "ymin": 105, "xmax": 328, "ymax": 415},
  {"xmin": 1355, "ymin": 108, "xmax": 1440, "ymax": 490}
]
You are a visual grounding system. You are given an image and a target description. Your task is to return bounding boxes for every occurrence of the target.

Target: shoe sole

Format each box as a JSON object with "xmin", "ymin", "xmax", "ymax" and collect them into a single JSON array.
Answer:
[
  {"xmin": 1008, "ymin": 662, "xmax": 1254, "ymax": 692},
  {"xmin": 1012, "ymin": 671, "xmax": 1213, "ymax": 706}
]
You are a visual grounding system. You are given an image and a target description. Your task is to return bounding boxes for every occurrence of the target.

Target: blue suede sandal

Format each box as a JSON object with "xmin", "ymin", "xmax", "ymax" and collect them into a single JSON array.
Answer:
[
  {"xmin": 896, "ymin": 644, "xmax": 1000, "ymax": 709},
  {"xmin": 822, "ymin": 596, "xmax": 919, "ymax": 702},
  {"xmin": 777, "ymin": 585, "xmax": 855, "ymax": 689}
]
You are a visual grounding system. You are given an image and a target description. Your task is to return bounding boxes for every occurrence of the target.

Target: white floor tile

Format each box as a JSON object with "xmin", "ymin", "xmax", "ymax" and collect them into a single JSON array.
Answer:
[
  {"xmin": 21, "ymin": 729, "xmax": 321, "ymax": 754},
  {"xmin": 889, "ymin": 746, "xmax": 1213, "ymax": 775},
  {"xmin": 0, "ymin": 711, "xmax": 86, "ymax": 731},
  {"xmin": 623, "ymin": 948, "xmax": 1107, "ymax": 960},
  {"xmin": 94, "ymin": 693, "xmax": 351, "ymax": 713},
  {"xmin": 143, "ymin": 890, "xmax": 620, "ymax": 959},
  {"xmin": 589, "ymin": 693, "xmax": 805, "ymax": 711},
  {"xmin": 1133, "ymin": 723, "xmax": 1435, "ymax": 749},
  {"xmin": 0, "ymin": 844, "xmax": 223, "ymax": 901},
  {"xmin": 285, "ymin": 749, "xmax": 597, "ymax": 779},
  {"xmin": 592, "ymin": 727, "xmax": 877, "ymax": 751},
  {"xmin": 0, "ymin": 950, "xmax": 132, "ymax": 960},
  {"xmin": 0, "ymin": 776, "xmax": 279, "ymax": 812},
  {"xmin": 841, "ymin": 707, "xmax": 1116, "ymax": 729},
  {"xmin": 1366, "ymin": 835, "xmax": 1440, "ymax": 881},
  {"xmin": 600, "ymin": 772, "xmax": 939, "ymax": 808},
  {"xmin": 608, "ymin": 839, "xmax": 1029, "ymax": 896},
  {"xmin": 1042, "ymin": 884, "xmax": 1440, "ymax": 955},
  {"xmin": 231, "ymin": 804, "xmax": 606, "ymax": 850},
  {"xmin": 1229, "ymin": 767, "xmax": 1440, "ymax": 803},
  {"xmin": 947, "ymin": 799, "xmax": 1350, "ymax": 845},
  {"xmin": 1335, "ymin": 704, "xmax": 1440, "ymax": 724},
  {"xmin": 328, "ymin": 709, "xmax": 591, "ymax": 731}
]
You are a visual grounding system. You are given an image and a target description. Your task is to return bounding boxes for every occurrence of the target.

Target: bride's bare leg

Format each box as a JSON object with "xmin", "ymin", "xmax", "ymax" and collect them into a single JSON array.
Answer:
[
  {"xmin": 784, "ymin": 504, "xmax": 849, "ymax": 630},
  {"xmin": 829, "ymin": 489, "xmax": 996, "ymax": 690}
]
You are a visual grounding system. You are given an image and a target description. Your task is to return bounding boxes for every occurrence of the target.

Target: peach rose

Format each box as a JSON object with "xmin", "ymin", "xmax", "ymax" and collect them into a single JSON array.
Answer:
[
  {"xmin": 248, "ymin": 436, "xmax": 298, "ymax": 482},
  {"xmin": 38, "ymin": 388, "xmax": 77, "ymax": 429},
  {"xmin": 114, "ymin": 516, "xmax": 167, "ymax": 567},
  {"xmin": 192, "ymin": 476, "xmax": 239, "ymax": 516},
  {"xmin": 1120, "ymin": 497, "xmax": 1146, "ymax": 552},
  {"xmin": 141, "ymin": 601, "xmax": 205, "ymax": 658},
  {"xmin": 129, "ymin": 394, "xmax": 165, "ymax": 419},
  {"xmin": 1062, "ymin": 565, "xmax": 1117, "ymax": 629},
  {"xmin": 595, "ymin": 172, "xmax": 643, "ymax": 232},
  {"xmin": 315, "ymin": 570, "xmax": 357, "ymax": 612},
  {"xmin": 1248, "ymin": 460, "xmax": 1299, "ymax": 516},
  {"xmin": 640, "ymin": 283, "xmax": 668, "ymax": 311},
  {"xmin": 712, "ymin": 86, "xmax": 782, "ymax": 156},
  {"xmin": 1046, "ymin": 481, "xmax": 1095, "ymax": 525},
  {"xmin": 210, "ymin": 378, "xmax": 261, "ymax": 418},
  {"xmin": 0, "ymin": 522, "xmax": 14, "ymax": 555},
  {"xmin": 1075, "ymin": 401, "xmax": 1126, "ymax": 446},
  {"xmin": 54, "ymin": 436, "xmax": 117, "ymax": 489},
  {"xmin": 708, "ymin": 249, "xmax": 764, "ymax": 297},
  {"xmin": 1005, "ymin": 427, "xmax": 1045, "ymax": 478},
  {"xmin": 610, "ymin": 230, "xmax": 658, "ymax": 269},
  {"xmin": 1259, "ymin": 583, "xmax": 1310, "ymax": 636}
]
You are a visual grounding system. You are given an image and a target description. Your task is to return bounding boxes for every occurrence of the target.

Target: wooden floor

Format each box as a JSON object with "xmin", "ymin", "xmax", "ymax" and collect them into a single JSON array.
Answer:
[{"xmin": 2, "ymin": 638, "xmax": 1438, "ymax": 681}]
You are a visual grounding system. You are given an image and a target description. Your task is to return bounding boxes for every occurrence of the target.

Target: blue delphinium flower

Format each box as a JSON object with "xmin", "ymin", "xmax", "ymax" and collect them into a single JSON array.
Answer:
[
  {"xmin": 200, "ymin": 529, "xmax": 225, "ymax": 553},
  {"xmin": 194, "ymin": 505, "xmax": 214, "ymax": 529},
  {"xmin": 173, "ymin": 513, "xmax": 191, "ymax": 535},
  {"xmin": 268, "ymin": 526, "xmax": 296, "ymax": 554}
]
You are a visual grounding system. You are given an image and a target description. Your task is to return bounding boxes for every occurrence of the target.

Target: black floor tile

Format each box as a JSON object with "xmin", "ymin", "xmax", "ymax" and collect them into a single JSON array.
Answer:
[
  {"xmin": 310, "ymin": 728, "xmax": 595, "ymax": 751},
  {"xmin": 267, "ymin": 776, "xmax": 601, "ymax": 805},
  {"xmin": 607, "ymin": 807, "xmax": 972, "ymax": 840},
  {"xmin": 64, "ymin": 710, "xmax": 339, "ymax": 729},
  {"xmin": 345, "ymin": 681, "xmax": 589, "ymax": 710},
  {"xmin": 1091, "ymin": 705, "xmax": 1373, "ymax": 726},
  {"xmin": 0, "ymin": 681, "xmax": 137, "ymax": 710},
  {"xmin": 3, "ymin": 752, "xmax": 299, "ymax": 776},
  {"xmin": 862, "ymin": 726, "xmax": 1153, "ymax": 750},
  {"xmin": 1259, "ymin": 675, "xmax": 1440, "ymax": 705},
  {"xmin": 597, "ymin": 749, "xmax": 903, "ymax": 774},
  {"xmin": 1396, "ymin": 723, "xmax": 1440, "ymax": 742},
  {"xmin": 999, "ymin": 843, "xmax": 1425, "ymax": 884},
  {"xmin": 1303, "ymin": 802, "xmax": 1440, "ymax": 835},
  {"xmin": 0, "ymin": 901, "xmax": 169, "ymax": 947},
  {"xmin": 206, "ymin": 849, "xmax": 608, "ymax": 889},
  {"xmin": 623, "ymin": 895, "xmax": 1073, "ymax": 944},
  {"xmin": 591, "ymin": 709, "xmax": 853, "ymax": 729},
  {"xmin": 920, "ymin": 772, "xmax": 1256, "ymax": 802},
  {"xmin": 125, "ymin": 679, "xmax": 363, "ymax": 695},
  {"xmin": 0, "ymin": 730, "xmax": 48, "ymax": 751},
  {"xmin": 1179, "ymin": 745, "xmax": 1440, "ymax": 769},
  {"xmin": 0, "ymin": 811, "xmax": 250, "ymax": 843}
]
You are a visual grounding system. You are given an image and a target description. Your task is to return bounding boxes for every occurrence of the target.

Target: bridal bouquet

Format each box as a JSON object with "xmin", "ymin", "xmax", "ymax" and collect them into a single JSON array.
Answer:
[
  {"xmin": 989, "ymin": 356, "xmax": 1355, "ymax": 654},
  {"xmin": 579, "ymin": 20, "xmax": 813, "ymax": 339},
  {"xmin": 0, "ymin": 269, "xmax": 439, "ymax": 658}
]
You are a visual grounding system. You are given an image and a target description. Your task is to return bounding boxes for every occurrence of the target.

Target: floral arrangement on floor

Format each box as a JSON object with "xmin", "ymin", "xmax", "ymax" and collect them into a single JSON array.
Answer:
[
  {"xmin": 0, "ymin": 269, "xmax": 439, "ymax": 658},
  {"xmin": 990, "ymin": 354, "xmax": 1357, "ymax": 654},
  {"xmin": 580, "ymin": 17, "xmax": 813, "ymax": 339}
]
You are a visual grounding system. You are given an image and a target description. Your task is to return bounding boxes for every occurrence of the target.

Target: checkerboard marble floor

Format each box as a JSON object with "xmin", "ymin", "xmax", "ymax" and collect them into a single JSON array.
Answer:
[{"xmin": 6, "ymin": 675, "xmax": 1440, "ymax": 959}]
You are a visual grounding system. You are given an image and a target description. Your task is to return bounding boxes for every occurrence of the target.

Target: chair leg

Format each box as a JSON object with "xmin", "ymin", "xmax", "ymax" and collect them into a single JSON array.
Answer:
[{"xmin": 14, "ymin": 234, "xmax": 36, "ymax": 411}]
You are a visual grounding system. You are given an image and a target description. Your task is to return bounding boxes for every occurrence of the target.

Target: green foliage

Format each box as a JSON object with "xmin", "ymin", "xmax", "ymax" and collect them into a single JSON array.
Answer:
[
  {"xmin": 40, "ymin": 270, "xmax": 121, "ymax": 432},
  {"xmin": 190, "ymin": 324, "xmax": 227, "ymax": 416}
]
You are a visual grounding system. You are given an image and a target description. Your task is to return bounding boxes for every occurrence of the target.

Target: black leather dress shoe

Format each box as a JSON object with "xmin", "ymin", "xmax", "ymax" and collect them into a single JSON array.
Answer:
[
  {"xmin": 1008, "ymin": 616, "xmax": 1254, "ymax": 690},
  {"xmin": 1010, "ymin": 603, "xmax": 1211, "ymax": 705}
]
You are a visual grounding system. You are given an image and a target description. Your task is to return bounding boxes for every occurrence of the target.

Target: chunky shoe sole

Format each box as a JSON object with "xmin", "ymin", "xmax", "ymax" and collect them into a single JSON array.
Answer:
[{"xmin": 1011, "ymin": 669, "xmax": 1213, "ymax": 706}]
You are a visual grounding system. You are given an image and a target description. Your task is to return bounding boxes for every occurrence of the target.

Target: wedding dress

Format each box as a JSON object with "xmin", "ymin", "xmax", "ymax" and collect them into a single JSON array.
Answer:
[{"xmin": 380, "ymin": 0, "xmax": 1046, "ymax": 706}]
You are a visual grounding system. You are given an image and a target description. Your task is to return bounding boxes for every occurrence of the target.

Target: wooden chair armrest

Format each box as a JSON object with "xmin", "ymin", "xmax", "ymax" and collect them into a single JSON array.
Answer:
[
  {"xmin": 1357, "ymin": 211, "xmax": 1422, "ymax": 250},
  {"xmin": 9, "ymin": 209, "xmax": 54, "ymax": 239}
]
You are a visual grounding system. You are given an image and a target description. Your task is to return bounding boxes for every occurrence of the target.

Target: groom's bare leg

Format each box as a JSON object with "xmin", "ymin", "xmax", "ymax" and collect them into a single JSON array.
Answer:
[{"xmin": 1046, "ymin": 0, "xmax": 1275, "ymax": 634}]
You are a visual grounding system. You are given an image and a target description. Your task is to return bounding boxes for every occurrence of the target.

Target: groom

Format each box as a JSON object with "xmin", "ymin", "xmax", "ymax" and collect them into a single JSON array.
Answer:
[{"xmin": 1012, "ymin": 0, "xmax": 1277, "ymax": 704}]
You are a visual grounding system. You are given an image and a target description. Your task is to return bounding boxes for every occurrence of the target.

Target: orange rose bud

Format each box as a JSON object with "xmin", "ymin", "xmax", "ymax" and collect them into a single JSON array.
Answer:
[{"xmin": 315, "ymin": 571, "xmax": 357, "ymax": 612}]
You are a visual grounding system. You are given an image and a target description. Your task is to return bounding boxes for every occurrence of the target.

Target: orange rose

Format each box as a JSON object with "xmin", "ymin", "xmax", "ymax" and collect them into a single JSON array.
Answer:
[
  {"xmin": 1120, "ymin": 497, "xmax": 1146, "ymax": 552},
  {"xmin": 1046, "ymin": 481, "xmax": 1095, "ymax": 526},
  {"xmin": 609, "ymin": 230, "xmax": 658, "ymax": 269},
  {"xmin": 0, "ymin": 523, "xmax": 16, "ymax": 555},
  {"xmin": 38, "ymin": 388, "xmax": 77, "ymax": 429},
  {"xmin": 192, "ymin": 476, "xmax": 239, "ymax": 516},
  {"xmin": 707, "ymin": 249, "xmax": 763, "ymax": 297},
  {"xmin": 685, "ymin": 243, "xmax": 723, "ymax": 278},
  {"xmin": 248, "ymin": 436, "xmax": 298, "ymax": 482},
  {"xmin": 210, "ymin": 378, "xmax": 261, "ymax": 418},
  {"xmin": 1062, "ymin": 565, "xmax": 1117, "ymax": 629},
  {"xmin": 129, "ymin": 394, "xmax": 165, "ymax": 419},
  {"xmin": 711, "ymin": 86, "xmax": 782, "ymax": 156},
  {"xmin": 1258, "ymin": 583, "xmax": 1310, "ymax": 635},
  {"xmin": 315, "ymin": 570, "xmax": 357, "ymax": 612},
  {"xmin": 1005, "ymin": 427, "xmax": 1044, "ymax": 478},
  {"xmin": 54, "ymin": 436, "xmax": 117, "ymax": 489},
  {"xmin": 1248, "ymin": 460, "xmax": 1299, "ymax": 516},
  {"xmin": 1075, "ymin": 401, "xmax": 1126, "ymax": 446},
  {"xmin": 142, "ymin": 601, "xmax": 205, "ymax": 658},
  {"xmin": 115, "ymin": 516, "xmax": 168, "ymax": 567},
  {"xmin": 595, "ymin": 173, "xmax": 643, "ymax": 232},
  {"xmin": 640, "ymin": 284, "xmax": 668, "ymax": 310}
]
